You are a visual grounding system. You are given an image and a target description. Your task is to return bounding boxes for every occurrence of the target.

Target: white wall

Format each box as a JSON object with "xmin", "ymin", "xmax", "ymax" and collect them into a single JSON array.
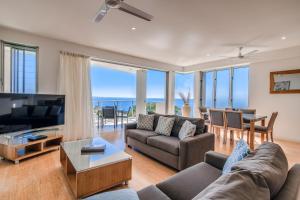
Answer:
[
  {"xmin": 0, "ymin": 26, "xmax": 181, "ymax": 94},
  {"xmin": 249, "ymin": 57, "xmax": 300, "ymax": 142}
]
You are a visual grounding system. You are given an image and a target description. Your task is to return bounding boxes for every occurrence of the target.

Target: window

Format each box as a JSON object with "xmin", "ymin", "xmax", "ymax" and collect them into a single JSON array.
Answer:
[
  {"xmin": 232, "ymin": 67, "xmax": 249, "ymax": 108},
  {"xmin": 204, "ymin": 71, "xmax": 214, "ymax": 108},
  {"xmin": 215, "ymin": 69, "xmax": 230, "ymax": 108},
  {"xmin": 146, "ymin": 70, "xmax": 166, "ymax": 113},
  {"xmin": 174, "ymin": 72, "xmax": 194, "ymax": 116},
  {"xmin": 90, "ymin": 61, "xmax": 137, "ymax": 121},
  {"xmin": 203, "ymin": 66, "xmax": 249, "ymax": 108},
  {"xmin": 2, "ymin": 42, "xmax": 38, "ymax": 93}
]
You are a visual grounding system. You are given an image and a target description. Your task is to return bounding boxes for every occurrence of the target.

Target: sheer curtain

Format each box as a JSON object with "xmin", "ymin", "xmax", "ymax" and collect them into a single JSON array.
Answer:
[{"xmin": 58, "ymin": 52, "xmax": 94, "ymax": 141}]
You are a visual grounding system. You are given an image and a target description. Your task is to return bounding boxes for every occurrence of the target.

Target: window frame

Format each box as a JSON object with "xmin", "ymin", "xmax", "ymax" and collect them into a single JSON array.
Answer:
[
  {"xmin": 201, "ymin": 65, "xmax": 249, "ymax": 108},
  {"xmin": 1, "ymin": 41, "xmax": 39, "ymax": 93}
]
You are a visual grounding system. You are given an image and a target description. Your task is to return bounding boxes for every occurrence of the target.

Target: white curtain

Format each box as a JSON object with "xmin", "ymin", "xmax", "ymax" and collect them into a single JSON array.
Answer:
[{"xmin": 58, "ymin": 52, "xmax": 94, "ymax": 141}]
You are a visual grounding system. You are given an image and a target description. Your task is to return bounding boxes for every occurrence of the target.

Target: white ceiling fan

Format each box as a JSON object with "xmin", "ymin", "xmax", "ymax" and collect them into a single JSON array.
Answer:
[
  {"xmin": 94, "ymin": 0, "xmax": 153, "ymax": 23},
  {"xmin": 221, "ymin": 47, "xmax": 259, "ymax": 59}
]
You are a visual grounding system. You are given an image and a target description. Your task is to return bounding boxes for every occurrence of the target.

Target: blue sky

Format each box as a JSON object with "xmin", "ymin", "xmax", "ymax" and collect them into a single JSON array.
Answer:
[{"xmin": 91, "ymin": 63, "xmax": 195, "ymax": 99}]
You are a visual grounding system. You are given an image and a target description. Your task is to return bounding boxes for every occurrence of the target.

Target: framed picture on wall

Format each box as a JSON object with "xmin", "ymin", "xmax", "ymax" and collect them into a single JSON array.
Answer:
[{"xmin": 274, "ymin": 81, "xmax": 290, "ymax": 91}]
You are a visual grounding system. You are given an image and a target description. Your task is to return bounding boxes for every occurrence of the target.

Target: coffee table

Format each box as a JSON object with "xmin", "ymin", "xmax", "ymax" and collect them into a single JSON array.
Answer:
[{"xmin": 60, "ymin": 137, "xmax": 132, "ymax": 199}]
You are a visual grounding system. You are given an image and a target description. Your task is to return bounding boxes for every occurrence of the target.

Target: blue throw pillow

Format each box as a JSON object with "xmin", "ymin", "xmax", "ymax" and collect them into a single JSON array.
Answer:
[{"xmin": 222, "ymin": 139, "xmax": 249, "ymax": 174}]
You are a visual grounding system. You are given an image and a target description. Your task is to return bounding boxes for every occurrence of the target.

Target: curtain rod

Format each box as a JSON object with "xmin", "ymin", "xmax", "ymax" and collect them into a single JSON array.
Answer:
[
  {"xmin": 91, "ymin": 57, "xmax": 168, "ymax": 72},
  {"xmin": 60, "ymin": 51, "xmax": 89, "ymax": 58}
]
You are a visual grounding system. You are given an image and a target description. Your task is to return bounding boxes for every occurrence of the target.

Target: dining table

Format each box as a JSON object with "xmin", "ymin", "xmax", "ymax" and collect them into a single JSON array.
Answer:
[{"xmin": 243, "ymin": 114, "xmax": 268, "ymax": 150}]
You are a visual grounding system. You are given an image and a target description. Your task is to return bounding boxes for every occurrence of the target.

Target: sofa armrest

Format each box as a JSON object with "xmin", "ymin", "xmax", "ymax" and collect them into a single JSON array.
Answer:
[
  {"xmin": 179, "ymin": 133, "xmax": 215, "ymax": 170},
  {"xmin": 125, "ymin": 122, "xmax": 137, "ymax": 130},
  {"xmin": 204, "ymin": 151, "xmax": 228, "ymax": 170},
  {"xmin": 124, "ymin": 123, "xmax": 137, "ymax": 144}
]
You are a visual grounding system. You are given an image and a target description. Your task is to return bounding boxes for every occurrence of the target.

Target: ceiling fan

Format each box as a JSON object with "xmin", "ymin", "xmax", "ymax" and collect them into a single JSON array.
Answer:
[
  {"xmin": 221, "ymin": 47, "xmax": 259, "ymax": 59},
  {"xmin": 94, "ymin": 0, "xmax": 153, "ymax": 23}
]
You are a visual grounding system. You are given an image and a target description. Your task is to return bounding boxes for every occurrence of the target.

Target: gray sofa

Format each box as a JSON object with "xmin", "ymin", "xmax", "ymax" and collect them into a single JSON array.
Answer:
[
  {"xmin": 137, "ymin": 142, "xmax": 300, "ymax": 200},
  {"xmin": 125, "ymin": 114, "xmax": 215, "ymax": 170},
  {"xmin": 85, "ymin": 142, "xmax": 300, "ymax": 200}
]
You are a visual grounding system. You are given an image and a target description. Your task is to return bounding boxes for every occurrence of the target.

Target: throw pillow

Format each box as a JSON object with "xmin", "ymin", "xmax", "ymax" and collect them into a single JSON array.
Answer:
[
  {"xmin": 178, "ymin": 120, "xmax": 196, "ymax": 140},
  {"xmin": 137, "ymin": 114, "xmax": 154, "ymax": 131},
  {"xmin": 222, "ymin": 139, "xmax": 249, "ymax": 174},
  {"xmin": 155, "ymin": 116, "xmax": 175, "ymax": 136}
]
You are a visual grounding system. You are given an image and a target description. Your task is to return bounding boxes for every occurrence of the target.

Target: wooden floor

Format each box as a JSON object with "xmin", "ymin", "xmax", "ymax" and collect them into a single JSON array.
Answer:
[{"xmin": 0, "ymin": 126, "xmax": 300, "ymax": 200}]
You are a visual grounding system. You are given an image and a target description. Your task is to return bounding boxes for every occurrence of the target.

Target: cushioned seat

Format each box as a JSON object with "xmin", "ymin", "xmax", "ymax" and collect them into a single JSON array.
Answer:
[
  {"xmin": 126, "ymin": 129, "xmax": 158, "ymax": 144},
  {"xmin": 244, "ymin": 124, "xmax": 268, "ymax": 132},
  {"xmin": 83, "ymin": 189, "xmax": 139, "ymax": 200},
  {"xmin": 147, "ymin": 135, "xmax": 180, "ymax": 155},
  {"xmin": 156, "ymin": 162, "xmax": 222, "ymax": 200}
]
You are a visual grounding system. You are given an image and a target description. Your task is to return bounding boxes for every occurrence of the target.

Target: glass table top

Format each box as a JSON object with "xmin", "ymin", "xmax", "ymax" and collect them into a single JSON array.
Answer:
[{"xmin": 61, "ymin": 137, "xmax": 131, "ymax": 172}]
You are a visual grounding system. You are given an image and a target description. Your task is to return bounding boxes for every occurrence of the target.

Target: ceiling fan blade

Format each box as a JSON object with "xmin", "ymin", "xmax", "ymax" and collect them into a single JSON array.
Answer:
[
  {"xmin": 94, "ymin": 3, "xmax": 109, "ymax": 23},
  {"xmin": 119, "ymin": 2, "xmax": 153, "ymax": 21},
  {"xmin": 243, "ymin": 50, "xmax": 259, "ymax": 56}
]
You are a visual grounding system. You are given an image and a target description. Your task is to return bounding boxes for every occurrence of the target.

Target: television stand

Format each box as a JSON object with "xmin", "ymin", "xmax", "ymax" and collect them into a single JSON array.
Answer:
[{"xmin": 0, "ymin": 131, "xmax": 63, "ymax": 164}]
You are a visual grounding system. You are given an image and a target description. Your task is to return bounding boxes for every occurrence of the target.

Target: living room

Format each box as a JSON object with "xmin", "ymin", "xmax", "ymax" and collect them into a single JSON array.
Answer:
[{"xmin": 0, "ymin": 1, "xmax": 300, "ymax": 200}]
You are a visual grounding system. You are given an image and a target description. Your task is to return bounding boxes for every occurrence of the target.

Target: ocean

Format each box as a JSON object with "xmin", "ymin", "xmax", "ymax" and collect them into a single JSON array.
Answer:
[{"xmin": 92, "ymin": 97, "xmax": 194, "ymax": 114}]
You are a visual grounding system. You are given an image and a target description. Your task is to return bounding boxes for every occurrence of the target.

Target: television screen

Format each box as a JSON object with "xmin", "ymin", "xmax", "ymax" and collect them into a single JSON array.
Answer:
[{"xmin": 0, "ymin": 93, "xmax": 65, "ymax": 134}]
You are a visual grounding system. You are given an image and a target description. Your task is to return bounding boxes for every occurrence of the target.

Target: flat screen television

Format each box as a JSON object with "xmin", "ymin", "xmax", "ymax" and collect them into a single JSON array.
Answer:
[{"xmin": 0, "ymin": 93, "xmax": 65, "ymax": 135}]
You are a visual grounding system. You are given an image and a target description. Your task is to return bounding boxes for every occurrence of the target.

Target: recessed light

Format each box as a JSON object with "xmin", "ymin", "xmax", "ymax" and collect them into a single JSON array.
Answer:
[
  {"xmin": 281, "ymin": 36, "xmax": 287, "ymax": 40},
  {"xmin": 131, "ymin": 27, "xmax": 136, "ymax": 30},
  {"xmin": 206, "ymin": 53, "xmax": 211, "ymax": 57}
]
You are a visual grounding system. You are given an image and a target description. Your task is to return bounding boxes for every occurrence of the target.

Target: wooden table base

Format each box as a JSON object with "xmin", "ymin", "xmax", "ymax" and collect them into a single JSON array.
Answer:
[{"xmin": 60, "ymin": 148, "xmax": 132, "ymax": 199}]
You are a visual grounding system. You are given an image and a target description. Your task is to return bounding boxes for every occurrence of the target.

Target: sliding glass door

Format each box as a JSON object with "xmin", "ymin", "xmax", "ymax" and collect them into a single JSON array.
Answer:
[{"xmin": 232, "ymin": 67, "xmax": 249, "ymax": 108}]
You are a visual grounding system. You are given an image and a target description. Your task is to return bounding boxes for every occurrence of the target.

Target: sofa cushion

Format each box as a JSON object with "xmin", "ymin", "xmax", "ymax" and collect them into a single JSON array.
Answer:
[
  {"xmin": 232, "ymin": 142, "xmax": 288, "ymax": 198},
  {"xmin": 178, "ymin": 120, "xmax": 197, "ymax": 140},
  {"xmin": 147, "ymin": 135, "xmax": 179, "ymax": 155},
  {"xmin": 84, "ymin": 189, "xmax": 139, "ymax": 200},
  {"xmin": 156, "ymin": 162, "xmax": 222, "ymax": 200},
  {"xmin": 192, "ymin": 170, "xmax": 270, "ymax": 200},
  {"xmin": 138, "ymin": 185, "xmax": 171, "ymax": 200},
  {"xmin": 153, "ymin": 114, "xmax": 174, "ymax": 130},
  {"xmin": 171, "ymin": 116, "xmax": 205, "ymax": 137},
  {"xmin": 137, "ymin": 114, "xmax": 155, "ymax": 131},
  {"xmin": 155, "ymin": 116, "xmax": 176, "ymax": 136},
  {"xmin": 222, "ymin": 139, "xmax": 249, "ymax": 174},
  {"xmin": 126, "ymin": 129, "xmax": 158, "ymax": 144}
]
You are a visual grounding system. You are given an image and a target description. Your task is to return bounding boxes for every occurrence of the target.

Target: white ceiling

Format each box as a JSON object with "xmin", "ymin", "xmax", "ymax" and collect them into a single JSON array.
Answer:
[{"xmin": 0, "ymin": 0, "xmax": 300, "ymax": 67}]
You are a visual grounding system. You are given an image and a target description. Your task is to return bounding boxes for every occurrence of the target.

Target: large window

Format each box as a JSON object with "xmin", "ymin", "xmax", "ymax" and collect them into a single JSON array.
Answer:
[
  {"xmin": 232, "ymin": 67, "xmax": 249, "ymax": 108},
  {"xmin": 204, "ymin": 71, "xmax": 214, "ymax": 108},
  {"xmin": 146, "ymin": 70, "xmax": 166, "ymax": 113},
  {"xmin": 215, "ymin": 69, "xmax": 230, "ymax": 108},
  {"xmin": 90, "ymin": 61, "xmax": 137, "ymax": 118},
  {"xmin": 203, "ymin": 66, "xmax": 249, "ymax": 108},
  {"xmin": 174, "ymin": 72, "xmax": 194, "ymax": 116},
  {"xmin": 2, "ymin": 42, "xmax": 38, "ymax": 93}
]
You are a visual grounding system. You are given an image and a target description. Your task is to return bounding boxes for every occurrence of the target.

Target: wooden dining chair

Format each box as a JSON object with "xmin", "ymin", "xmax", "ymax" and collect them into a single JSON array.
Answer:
[
  {"xmin": 250, "ymin": 112, "xmax": 278, "ymax": 142},
  {"xmin": 224, "ymin": 110, "xmax": 250, "ymax": 144},
  {"xmin": 239, "ymin": 108, "xmax": 256, "ymax": 124},
  {"xmin": 209, "ymin": 109, "xmax": 225, "ymax": 138}
]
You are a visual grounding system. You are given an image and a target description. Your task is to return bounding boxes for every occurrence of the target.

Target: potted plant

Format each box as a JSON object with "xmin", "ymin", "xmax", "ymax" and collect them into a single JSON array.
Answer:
[{"xmin": 179, "ymin": 91, "xmax": 191, "ymax": 117}]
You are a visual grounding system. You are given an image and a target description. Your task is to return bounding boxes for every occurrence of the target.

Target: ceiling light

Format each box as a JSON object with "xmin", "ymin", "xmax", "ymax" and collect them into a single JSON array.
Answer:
[
  {"xmin": 131, "ymin": 27, "xmax": 136, "ymax": 30},
  {"xmin": 206, "ymin": 53, "xmax": 211, "ymax": 57},
  {"xmin": 281, "ymin": 36, "xmax": 287, "ymax": 40}
]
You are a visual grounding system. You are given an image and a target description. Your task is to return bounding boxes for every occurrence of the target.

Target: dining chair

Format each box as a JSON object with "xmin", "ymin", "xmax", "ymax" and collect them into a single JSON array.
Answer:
[
  {"xmin": 249, "ymin": 112, "xmax": 278, "ymax": 142},
  {"xmin": 239, "ymin": 108, "xmax": 256, "ymax": 124},
  {"xmin": 209, "ymin": 109, "xmax": 225, "ymax": 138},
  {"xmin": 224, "ymin": 110, "xmax": 250, "ymax": 144},
  {"xmin": 101, "ymin": 106, "xmax": 117, "ymax": 128}
]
